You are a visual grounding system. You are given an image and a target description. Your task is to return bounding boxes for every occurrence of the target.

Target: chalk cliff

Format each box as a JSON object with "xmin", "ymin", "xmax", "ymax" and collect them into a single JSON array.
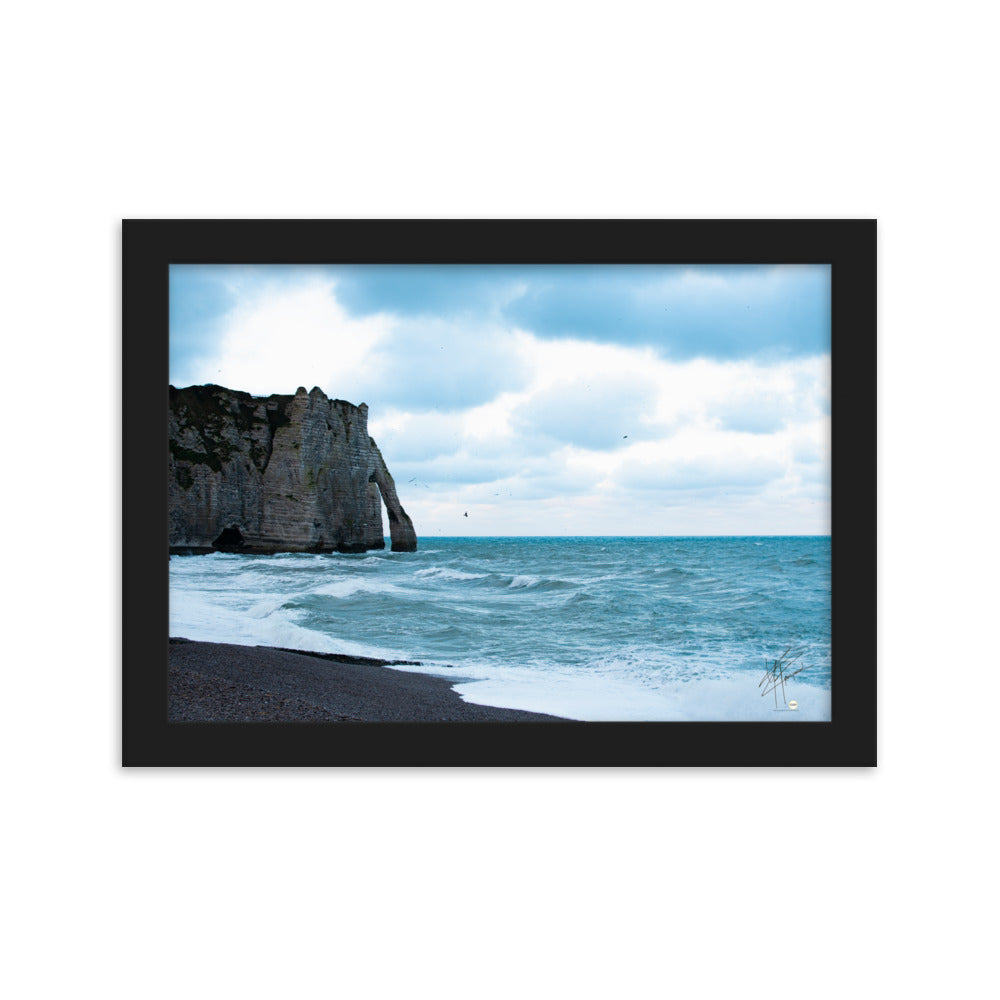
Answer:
[{"xmin": 169, "ymin": 384, "xmax": 417, "ymax": 553}]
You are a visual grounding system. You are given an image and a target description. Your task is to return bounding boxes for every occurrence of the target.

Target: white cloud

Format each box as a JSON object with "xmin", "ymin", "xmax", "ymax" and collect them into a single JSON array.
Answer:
[
  {"xmin": 191, "ymin": 275, "xmax": 393, "ymax": 399},
  {"xmin": 367, "ymin": 409, "xmax": 466, "ymax": 463},
  {"xmin": 350, "ymin": 317, "xmax": 529, "ymax": 411}
]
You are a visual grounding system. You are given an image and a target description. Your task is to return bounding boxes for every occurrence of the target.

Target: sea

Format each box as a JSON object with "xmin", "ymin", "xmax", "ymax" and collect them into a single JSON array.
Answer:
[{"xmin": 169, "ymin": 536, "xmax": 831, "ymax": 722}]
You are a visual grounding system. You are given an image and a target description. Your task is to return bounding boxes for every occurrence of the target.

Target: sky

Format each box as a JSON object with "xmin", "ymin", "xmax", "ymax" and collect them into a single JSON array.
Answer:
[{"xmin": 169, "ymin": 264, "xmax": 831, "ymax": 536}]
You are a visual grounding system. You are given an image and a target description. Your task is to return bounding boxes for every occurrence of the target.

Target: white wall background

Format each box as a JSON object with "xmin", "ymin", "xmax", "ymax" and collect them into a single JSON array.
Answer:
[{"xmin": 4, "ymin": 2, "xmax": 996, "ymax": 998}]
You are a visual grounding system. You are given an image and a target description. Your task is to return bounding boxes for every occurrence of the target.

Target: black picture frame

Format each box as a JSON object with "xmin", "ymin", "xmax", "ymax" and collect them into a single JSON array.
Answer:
[{"xmin": 123, "ymin": 219, "xmax": 875, "ymax": 766}]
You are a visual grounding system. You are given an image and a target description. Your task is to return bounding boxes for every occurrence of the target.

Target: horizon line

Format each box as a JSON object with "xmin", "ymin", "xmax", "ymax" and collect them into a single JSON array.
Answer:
[{"xmin": 390, "ymin": 533, "xmax": 831, "ymax": 539}]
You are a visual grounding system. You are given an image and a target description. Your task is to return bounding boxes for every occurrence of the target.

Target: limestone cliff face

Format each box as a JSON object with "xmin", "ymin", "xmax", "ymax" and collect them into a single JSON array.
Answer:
[{"xmin": 169, "ymin": 384, "xmax": 417, "ymax": 553}]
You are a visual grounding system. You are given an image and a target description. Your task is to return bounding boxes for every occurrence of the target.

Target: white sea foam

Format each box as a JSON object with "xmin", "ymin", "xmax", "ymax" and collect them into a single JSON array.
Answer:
[
  {"xmin": 170, "ymin": 588, "xmax": 408, "ymax": 661},
  {"xmin": 457, "ymin": 674, "xmax": 830, "ymax": 722},
  {"xmin": 508, "ymin": 574, "xmax": 540, "ymax": 589},
  {"xmin": 388, "ymin": 657, "xmax": 829, "ymax": 722}
]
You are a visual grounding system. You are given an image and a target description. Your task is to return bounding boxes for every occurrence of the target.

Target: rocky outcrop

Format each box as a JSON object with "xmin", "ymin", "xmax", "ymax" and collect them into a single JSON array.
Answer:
[{"xmin": 169, "ymin": 384, "xmax": 417, "ymax": 553}]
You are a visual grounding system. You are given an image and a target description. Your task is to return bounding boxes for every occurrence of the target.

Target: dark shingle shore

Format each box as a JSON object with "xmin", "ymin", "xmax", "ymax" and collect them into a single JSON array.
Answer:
[{"xmin": 169, "ymin": 638, "xmax": 569, "ymax": 722}]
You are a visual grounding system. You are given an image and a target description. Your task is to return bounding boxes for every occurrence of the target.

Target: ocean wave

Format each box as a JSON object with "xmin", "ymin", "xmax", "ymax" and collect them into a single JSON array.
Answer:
[
  {"xmin": 502, "ymin": 574, "xmax": 578, "ymax": 591},
  {"xmin": 407, "ymin": 567, "xmax": 579, "ymax": 592},
  {"xmin": 424, "ymin": 624, "xmax": 466, "ymax": 638},
  {"xmin": 246, "ymin": 596, "xmax": 290, "ymax": 619},
  {"xmin": 310, "ymin": 578, "xmax": 407, "ymax": 600},
  {"xmin": 654, "ymin": 566, "xmax": 698, "ymax": 578},
  {"xmin": 414, "ymin": 566, "xmax": 488, "ymax": 581}
]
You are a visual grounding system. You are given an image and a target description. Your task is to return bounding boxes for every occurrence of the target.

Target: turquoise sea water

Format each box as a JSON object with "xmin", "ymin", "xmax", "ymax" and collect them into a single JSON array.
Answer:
[{"xmin": 169, "ymin": 536, "xmax": 831, "ymax": 721}]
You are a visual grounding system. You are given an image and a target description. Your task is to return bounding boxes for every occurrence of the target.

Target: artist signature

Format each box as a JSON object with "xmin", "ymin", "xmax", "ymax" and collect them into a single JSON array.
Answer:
[{"xmin": 760, "ymin": 646, "xmax": 808, "ymax": 708}]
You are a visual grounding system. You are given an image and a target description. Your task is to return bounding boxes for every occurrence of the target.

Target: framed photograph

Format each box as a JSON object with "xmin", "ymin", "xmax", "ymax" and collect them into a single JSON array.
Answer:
[{"xmin": 123, "ymin": 220, "xmax": 875, "ymax": 766}]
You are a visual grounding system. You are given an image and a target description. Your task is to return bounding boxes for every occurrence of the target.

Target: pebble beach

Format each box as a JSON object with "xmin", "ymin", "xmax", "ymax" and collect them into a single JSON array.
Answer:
[{"xmin": 168, "ymin": 638, "xmax": 569, "ymax": 722}]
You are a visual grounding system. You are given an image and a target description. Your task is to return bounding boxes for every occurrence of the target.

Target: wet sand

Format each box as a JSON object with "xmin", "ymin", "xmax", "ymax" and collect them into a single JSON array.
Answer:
[{"xmin": 168, "ymin": 638, "xmax": 569, "ymax": 722}]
